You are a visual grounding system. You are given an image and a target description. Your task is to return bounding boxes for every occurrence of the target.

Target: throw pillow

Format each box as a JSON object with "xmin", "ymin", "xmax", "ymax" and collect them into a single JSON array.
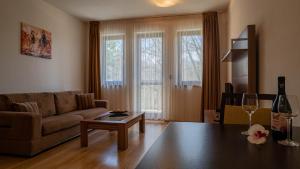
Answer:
[
  {"xmin": 76, "ymin": 93, "xmax": 96, "ymax": 110},
  {"xmin": 12, "ymin": 102, "xmax": 40, "ymax": 114}
]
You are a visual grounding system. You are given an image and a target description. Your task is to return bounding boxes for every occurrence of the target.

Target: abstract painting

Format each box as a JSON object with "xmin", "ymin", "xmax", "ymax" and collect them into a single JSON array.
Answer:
[{"xmin": 21, "ymin": 23, "xmax": 52, "ymax": 59}]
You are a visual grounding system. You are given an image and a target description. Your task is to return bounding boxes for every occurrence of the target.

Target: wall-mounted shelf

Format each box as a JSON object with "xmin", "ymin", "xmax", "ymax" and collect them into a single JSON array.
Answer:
[
  {"xmin": 221, "ymin": 37, "xmax": 249, "ymax": 62},
  {"xmin": 221, "ymin": 25, "xmax": 257, "ymax": 93},
  {"xmin": 221, "ymin": 49, "xmax": 248, "ymax": 62}
]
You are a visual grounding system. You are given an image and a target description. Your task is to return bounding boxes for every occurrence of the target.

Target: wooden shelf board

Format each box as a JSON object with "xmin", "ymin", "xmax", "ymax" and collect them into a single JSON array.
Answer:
[{"xmin": 221, "ymin": 49, "xmax": 248, "ymax": 62}]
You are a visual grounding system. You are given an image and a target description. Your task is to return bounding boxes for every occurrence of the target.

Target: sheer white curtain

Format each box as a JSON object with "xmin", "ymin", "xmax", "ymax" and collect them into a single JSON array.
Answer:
[
  {"xmin": 100, "ymin": 15, "xmax": 203, "ymax": 121},
  {"xmin": 133, "ymin": 22, "xmax": 170, "ymax": 120},
  {"xmin": 100, "ymin": 21, "xmax": 132, "ymax": 111},
  {"xmin": 169, "ymin": 18, "xmax": 203, "ymax": 121}
]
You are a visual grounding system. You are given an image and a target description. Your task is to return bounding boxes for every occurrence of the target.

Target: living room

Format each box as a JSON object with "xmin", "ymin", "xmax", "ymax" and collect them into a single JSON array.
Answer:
[{"xmin": 0, "ymin": 0, "xmax": 300, "ymax": 169}]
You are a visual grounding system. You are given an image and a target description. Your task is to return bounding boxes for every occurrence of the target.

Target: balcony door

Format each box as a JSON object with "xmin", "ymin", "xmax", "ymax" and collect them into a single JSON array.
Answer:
[{"xmin": 136, "ymin": 32, "xmax": 164, "ymax": 119}]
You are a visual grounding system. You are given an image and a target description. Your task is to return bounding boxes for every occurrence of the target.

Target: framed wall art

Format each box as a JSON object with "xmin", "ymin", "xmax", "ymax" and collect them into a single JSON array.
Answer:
[{"xmin": 21, "ymin": 23, "xmax": 52, "ymax": 59}]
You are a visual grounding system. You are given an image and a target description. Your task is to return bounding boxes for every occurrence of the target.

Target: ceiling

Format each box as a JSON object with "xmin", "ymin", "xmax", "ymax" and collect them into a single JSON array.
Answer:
[{"xmin": 44, "ymin": 0, "xmax": 229, "ymax": 21}]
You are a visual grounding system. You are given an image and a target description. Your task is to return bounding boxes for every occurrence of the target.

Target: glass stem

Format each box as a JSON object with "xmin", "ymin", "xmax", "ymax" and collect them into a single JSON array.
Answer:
[
  {"xmin": 249, "ymin": 111, "xmax": 252, "ymax": 129},
  {"xmin": 287, "ymin": 118, "xmax": 292, "ymax": 141}
]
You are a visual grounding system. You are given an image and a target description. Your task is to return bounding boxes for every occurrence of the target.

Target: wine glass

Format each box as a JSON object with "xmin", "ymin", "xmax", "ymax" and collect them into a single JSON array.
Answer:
[
  {"xmin": 277, "ymin": 95, "xmax": 300, "ymax": 147},
  {"xmin": 241, "ymin": 93, "xmax": 259, "ymax": 135}
]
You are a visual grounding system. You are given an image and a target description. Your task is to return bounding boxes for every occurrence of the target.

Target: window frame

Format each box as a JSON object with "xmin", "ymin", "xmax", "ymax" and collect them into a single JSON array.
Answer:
[
  {"xmin": 102, "ymin": 34, "xmax": 125, "ymax": 86},
  {"xmin": 177, "ymin": 30, "xmax": 203, "ymax": 86}
]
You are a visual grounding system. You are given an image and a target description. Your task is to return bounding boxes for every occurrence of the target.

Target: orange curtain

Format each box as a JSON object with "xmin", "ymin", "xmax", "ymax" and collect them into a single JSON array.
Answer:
[
  {"xmin": 89, "ymin": 21, "xmax": 101, "ymax": 99},
  {"xmin": 202, "ymin": 12, "xmax": 220, "ymax": 120}
]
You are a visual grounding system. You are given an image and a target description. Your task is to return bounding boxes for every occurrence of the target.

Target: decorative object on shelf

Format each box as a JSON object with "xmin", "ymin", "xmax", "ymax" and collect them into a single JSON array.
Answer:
[
  {"xmin": 247, "ymin": 124, "xmax": 269, "ymax": 144},
  {"xmin": 21, "ymin": 22, "xmax": 52, "ymax": 59}
]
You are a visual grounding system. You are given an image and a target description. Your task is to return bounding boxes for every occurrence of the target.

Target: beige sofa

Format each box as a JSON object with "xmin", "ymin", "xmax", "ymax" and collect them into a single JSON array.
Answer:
[{"xmin": 0, "ymin": 91, "xmax": 108, "ymax": 156}]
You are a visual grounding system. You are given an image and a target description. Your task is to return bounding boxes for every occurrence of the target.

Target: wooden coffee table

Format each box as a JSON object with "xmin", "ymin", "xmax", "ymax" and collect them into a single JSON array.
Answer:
[{"xmin": 80, "ymin": 112, "xmax": 145, "ymax": 150}]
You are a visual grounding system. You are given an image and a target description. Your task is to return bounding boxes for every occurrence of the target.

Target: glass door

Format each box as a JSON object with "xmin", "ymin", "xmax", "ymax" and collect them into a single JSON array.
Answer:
[{"xmin": 136, "ymin": 32, "xmax": 163, "ymax": 118}]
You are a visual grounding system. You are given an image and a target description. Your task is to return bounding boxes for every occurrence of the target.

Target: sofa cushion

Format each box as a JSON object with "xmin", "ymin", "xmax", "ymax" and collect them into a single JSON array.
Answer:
[
  {"xmin": 4, "ymin": 93, "xmax": 56, "ymax": 118},
  {"xmin": 70, "ymin": 107, "xmax": 108, "ymax": 119},
  {"xmin": 42, "ymin": 114, "xmax": 83, "ymax": 136},
  {"xmin": 76, "ymin": 93, "xmax": 96, "ymax": 110},
  {"xmin": 54, "ymin": 91, "xmax": 81, "ymax": 114},
  {"xmin": 12, "ymin": 102, "xmax": 40, "ymax": 115}
]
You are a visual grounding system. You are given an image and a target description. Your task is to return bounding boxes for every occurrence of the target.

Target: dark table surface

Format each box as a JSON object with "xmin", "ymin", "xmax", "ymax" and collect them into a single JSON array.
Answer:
[{"xmin": 136, "ymin": 122, "xmax": 300, "ymax": 169}]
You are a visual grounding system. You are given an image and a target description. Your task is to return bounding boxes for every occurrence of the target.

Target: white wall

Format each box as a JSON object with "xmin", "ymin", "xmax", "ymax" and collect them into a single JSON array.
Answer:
[
  {"xmin": 228, "ymin": 0, "xmax": 300, "ymax": 126},
  {"xmin": 0, "ymin": 0, "xmax": 87, "ymax": 93}
]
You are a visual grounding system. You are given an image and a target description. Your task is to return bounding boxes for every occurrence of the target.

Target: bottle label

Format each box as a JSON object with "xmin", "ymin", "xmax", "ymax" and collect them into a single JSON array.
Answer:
[{"xmin": 271, "ymin": 112, "xmax": 287, "ymax": 132}]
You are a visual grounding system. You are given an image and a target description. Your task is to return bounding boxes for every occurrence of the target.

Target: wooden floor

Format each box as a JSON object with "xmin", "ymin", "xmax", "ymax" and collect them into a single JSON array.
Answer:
[{"xmin": 0, "ymin": 121, "xmax": 168, "ymax": 169}]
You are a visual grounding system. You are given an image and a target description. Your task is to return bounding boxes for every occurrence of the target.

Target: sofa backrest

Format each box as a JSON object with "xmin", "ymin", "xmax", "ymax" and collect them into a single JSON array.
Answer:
[
  {"xmin": 54, "ymin": 91, "xmax": 82, "ymax": 114},
  {"xmin": 0, "ymin": 92, "xmax": 56, "ymax": 118},
  {"xmin": 0, "ymin": 95, "xmax": 11, "ymax": 111}
]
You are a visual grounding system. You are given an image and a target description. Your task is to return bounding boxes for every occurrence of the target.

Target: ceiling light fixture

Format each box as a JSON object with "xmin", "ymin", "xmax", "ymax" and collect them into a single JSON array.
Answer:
[{"xmin": 152, "ymin": 0, "xmax": 181, "ymax": 8}]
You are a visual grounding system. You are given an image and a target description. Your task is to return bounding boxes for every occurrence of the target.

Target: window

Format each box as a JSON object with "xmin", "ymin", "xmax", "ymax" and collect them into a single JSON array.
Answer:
[
  {"xmin": 177, "ymin": 30, "xmax": 203, "ymax": 86},
  {"xmin": 102, "ymin": 35, "xmax": 125, "ymax": 85}
]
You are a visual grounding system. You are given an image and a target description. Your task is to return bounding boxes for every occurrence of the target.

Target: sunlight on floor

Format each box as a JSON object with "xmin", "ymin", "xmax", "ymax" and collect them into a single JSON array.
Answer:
[{"xmin": 0, "ymin": 121, "xmax": 168, "ymax": 169}]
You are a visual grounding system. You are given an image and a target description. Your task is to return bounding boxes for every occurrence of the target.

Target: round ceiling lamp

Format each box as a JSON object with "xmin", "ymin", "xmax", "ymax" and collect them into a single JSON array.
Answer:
[{"xmin": 152, "ymin": 0, "xmax": 181, "ymax": 7}]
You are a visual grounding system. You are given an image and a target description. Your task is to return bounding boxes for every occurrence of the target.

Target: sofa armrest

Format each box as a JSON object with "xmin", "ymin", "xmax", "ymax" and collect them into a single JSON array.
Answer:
[
  {"xmin": 0, "ymin": 111, "xmax": 42, "ymax": 140},
  {"xmin": 94, "ymin": 100, "xmax": 109, "ymax": 109}
]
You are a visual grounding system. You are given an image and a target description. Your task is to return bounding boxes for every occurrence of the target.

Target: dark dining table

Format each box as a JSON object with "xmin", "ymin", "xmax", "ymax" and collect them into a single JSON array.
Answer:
[{"xmin": 135, "ymin": 122, "xmax": 300, "ymax": 169}]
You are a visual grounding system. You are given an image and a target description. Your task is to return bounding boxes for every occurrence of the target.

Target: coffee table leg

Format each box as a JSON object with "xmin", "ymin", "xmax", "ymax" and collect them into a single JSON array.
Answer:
[
  {"xmin": 118, "ymin": 126, "xmax": 128, "ymax": 150},
  {"xmin": 80, "ymin": 122, "xmax": 88, "ymax": 147},
  {"xmin": 139, "ymin": 114, "xmax": 145, "ymax": 133}
]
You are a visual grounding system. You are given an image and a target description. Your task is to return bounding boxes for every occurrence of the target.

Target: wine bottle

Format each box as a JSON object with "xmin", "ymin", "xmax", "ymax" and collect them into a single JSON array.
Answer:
[{"xmin": 271, "ymin": 76, "xmax": 292, "ymax": 140}]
